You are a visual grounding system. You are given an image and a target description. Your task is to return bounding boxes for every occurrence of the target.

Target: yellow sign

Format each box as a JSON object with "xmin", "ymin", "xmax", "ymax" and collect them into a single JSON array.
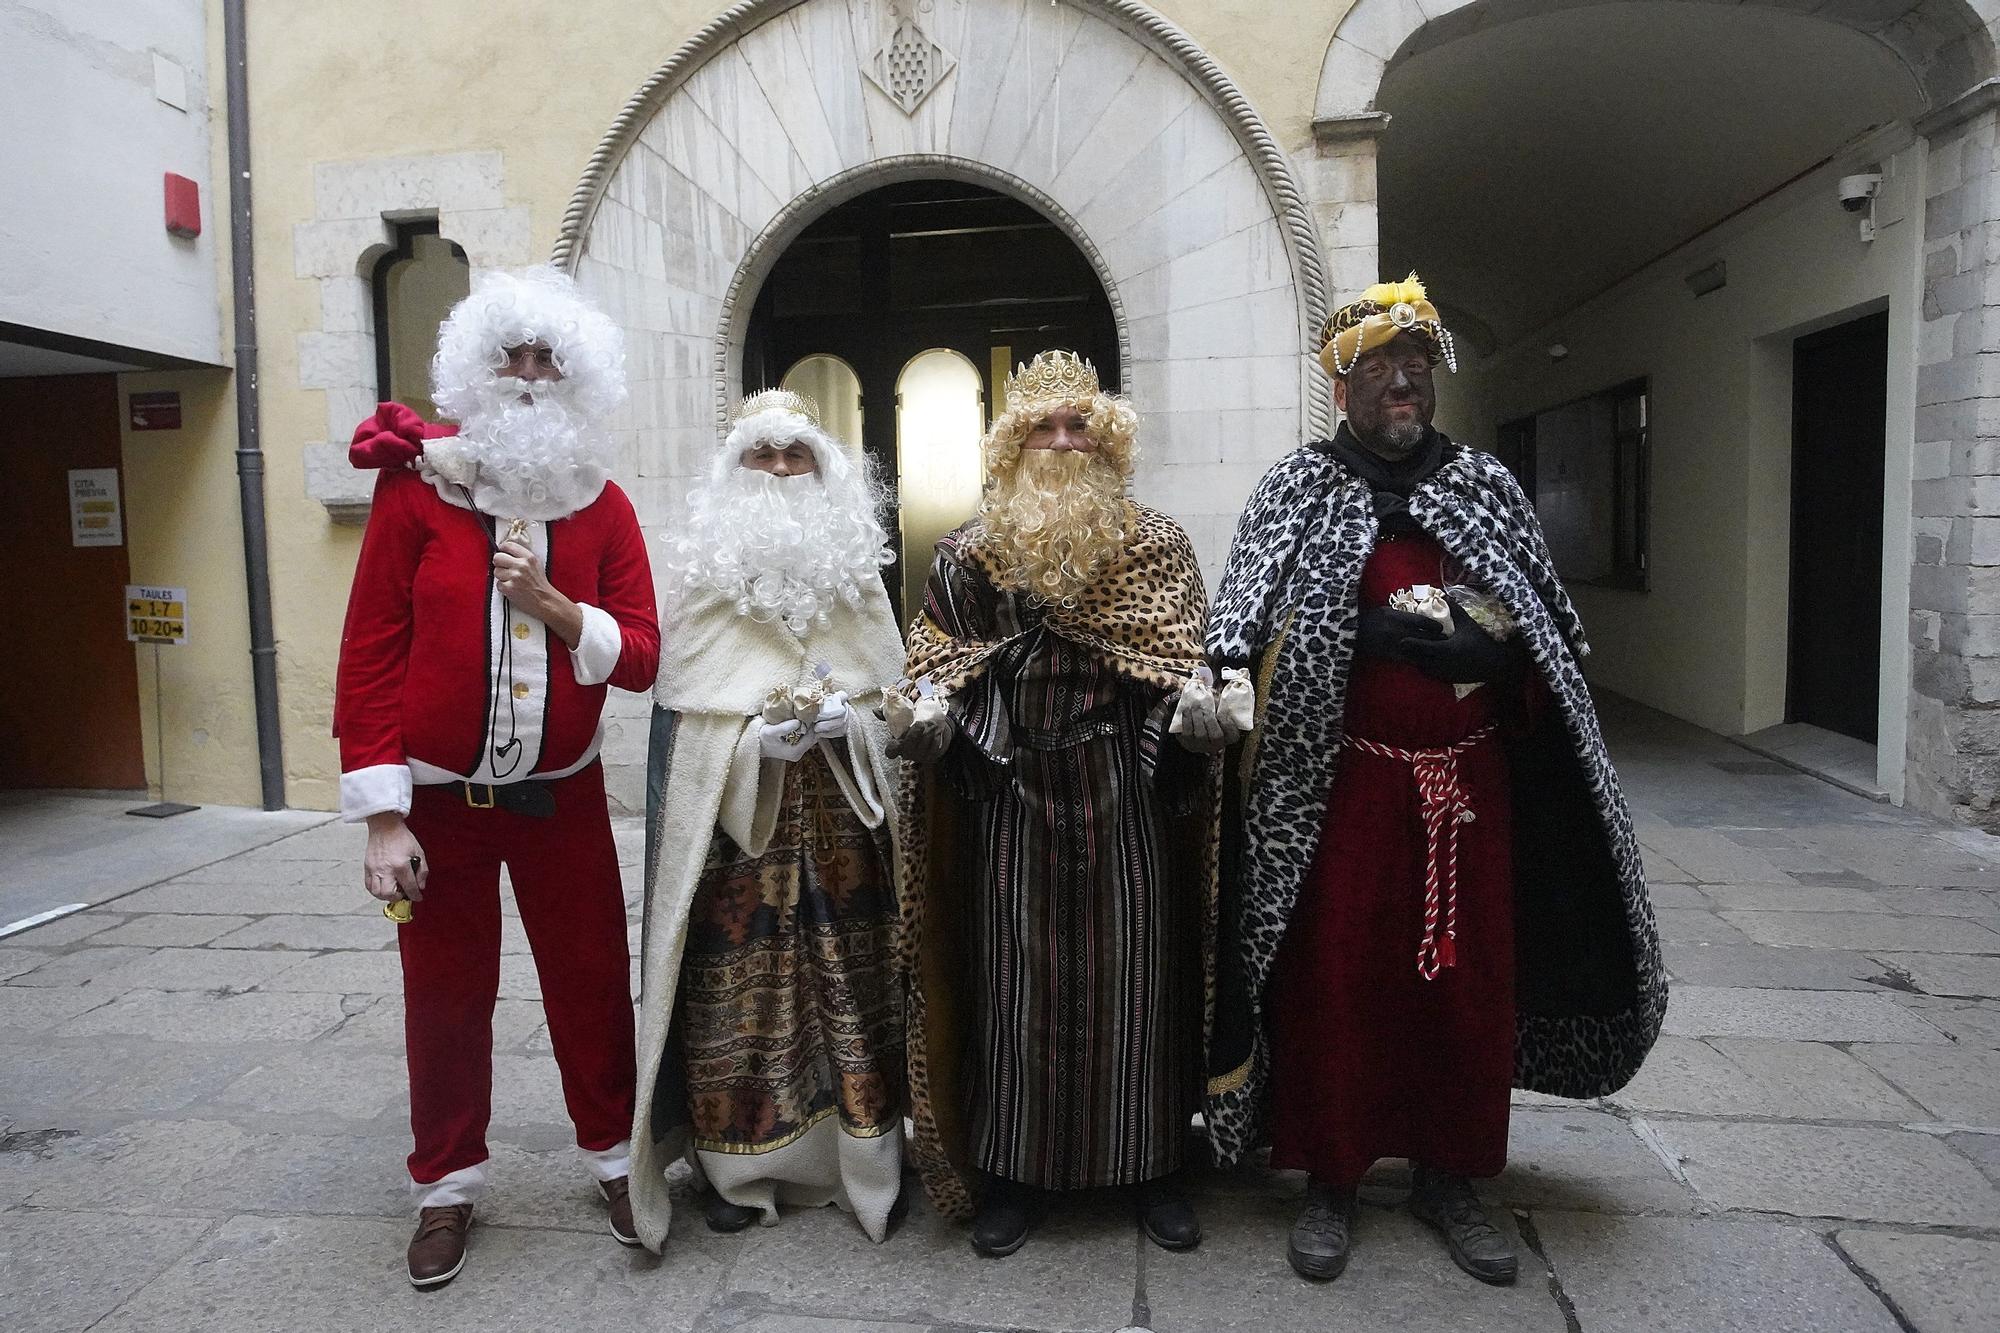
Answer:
[{"xmin": 126, "ymin": 585, "xmax": 188, "ymax": 645}]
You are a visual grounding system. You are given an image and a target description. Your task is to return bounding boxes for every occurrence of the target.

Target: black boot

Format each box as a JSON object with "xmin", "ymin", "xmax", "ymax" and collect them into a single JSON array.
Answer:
[
  {"xmin": 1139, "ymin": 1175, "xmax": 1203, "ymax": 1251},
  {"xmin": 701, "ymin": 1189, "xmax": 760, "ymax": 1234},
  {"xmin": 1287, "ymin": 1177, "xmax": 1355, "ymax": 1281},
  {"xmin": 1408, "ymin": 1165, "xmax": 1517, "ymax": 1285},
  {"xmin": 970, "ymin": 1179, "xmax": 1037, "ymax": 1257}
]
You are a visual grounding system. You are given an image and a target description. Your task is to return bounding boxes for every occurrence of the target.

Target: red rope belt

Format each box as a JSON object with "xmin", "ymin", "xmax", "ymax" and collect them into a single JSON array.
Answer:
[{"xmin": 1343, "ymin": 723, "xmax": 1498, "ymax": 981}]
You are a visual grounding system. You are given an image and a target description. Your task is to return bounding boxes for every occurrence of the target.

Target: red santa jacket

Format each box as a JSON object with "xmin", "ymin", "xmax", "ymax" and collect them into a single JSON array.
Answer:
[{"xmin": 334, "ymin": 462, "xmax": 659, "ymax": 821}]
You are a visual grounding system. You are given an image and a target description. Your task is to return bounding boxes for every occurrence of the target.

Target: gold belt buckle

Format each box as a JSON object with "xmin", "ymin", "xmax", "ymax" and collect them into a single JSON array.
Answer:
[{"xmin": 464, "ymin": 783, "xmax": 497, "ymax": 809}]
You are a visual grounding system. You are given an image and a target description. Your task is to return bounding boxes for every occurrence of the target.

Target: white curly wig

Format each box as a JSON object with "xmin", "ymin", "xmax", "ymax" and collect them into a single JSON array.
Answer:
[
  {"xmin": 666, "ymin": 407, "xmax": 893, "ymax": 634},
  {"xmin": 431, "ymin": 265, "xmax": 626, "ymax": 422}
]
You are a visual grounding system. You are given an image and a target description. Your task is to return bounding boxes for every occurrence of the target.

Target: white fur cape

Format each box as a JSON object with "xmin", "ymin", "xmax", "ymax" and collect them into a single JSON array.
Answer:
[{"xmin": 629, "ymin": 579, "xmax": 907, "ymax": 1252}]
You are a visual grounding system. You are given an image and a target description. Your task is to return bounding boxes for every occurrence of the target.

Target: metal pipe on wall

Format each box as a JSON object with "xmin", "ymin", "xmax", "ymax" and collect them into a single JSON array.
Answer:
[{"xmin": 223, "ymin": 0, "xmax": 286, "ymax": 810}]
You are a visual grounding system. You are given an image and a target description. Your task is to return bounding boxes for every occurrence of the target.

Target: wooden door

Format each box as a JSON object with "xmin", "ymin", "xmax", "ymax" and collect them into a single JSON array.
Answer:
[{"xmin": 0, "ymin": 375, "xmax": 145, "ymax": 789}]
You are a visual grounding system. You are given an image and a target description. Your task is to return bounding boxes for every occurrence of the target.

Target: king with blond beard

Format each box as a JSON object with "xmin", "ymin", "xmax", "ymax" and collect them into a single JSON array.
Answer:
[{"xmin": 893, "ymin": 351, "xmax": 1235, "ymax": 1258}]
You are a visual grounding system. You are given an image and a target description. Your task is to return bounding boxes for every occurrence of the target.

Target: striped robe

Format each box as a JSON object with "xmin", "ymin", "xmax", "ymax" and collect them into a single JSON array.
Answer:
[
  {"xmin": 898, "ymin": 510, "xmax": 1218, "ymax": 1214},
  {"xmin": 965, "ymin": 625, "xmax": 1196, "ymax": 1189}
]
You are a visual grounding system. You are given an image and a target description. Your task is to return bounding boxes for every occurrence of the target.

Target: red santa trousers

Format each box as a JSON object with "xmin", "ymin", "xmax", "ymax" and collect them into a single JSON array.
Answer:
[
  {"xmin": 398, "ymin": 761, "xmax": 636, "ymax": 1187},
  {"xmin": 1268, "ymin": 532, "xmax": 1518, "ymax": 1190}
]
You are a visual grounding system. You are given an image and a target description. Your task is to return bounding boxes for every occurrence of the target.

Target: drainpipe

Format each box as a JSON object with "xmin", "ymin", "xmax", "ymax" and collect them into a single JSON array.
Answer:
[{"xmin": 223, "ymin": 0, "xmax": 286, "ymax": 810}]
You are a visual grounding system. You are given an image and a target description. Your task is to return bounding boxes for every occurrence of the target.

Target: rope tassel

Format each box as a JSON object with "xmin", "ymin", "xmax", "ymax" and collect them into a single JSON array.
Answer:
[{"xmin": 1344, "ymin": 723, "xmax": 1496, "ymax": 980}]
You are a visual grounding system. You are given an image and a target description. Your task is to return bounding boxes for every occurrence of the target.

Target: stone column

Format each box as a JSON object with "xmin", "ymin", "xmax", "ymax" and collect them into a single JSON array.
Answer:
[
  {"xmin": 1301, "ymin": 112, "xmax": 1386, "ymax": 320},
  {"xmin": 1911, "ymin": 85, "xmax": 2000, "ymax": 830},
  {"xmin": 1295, "ymin": 111, "xmax": 1387, "ymax": 444}
]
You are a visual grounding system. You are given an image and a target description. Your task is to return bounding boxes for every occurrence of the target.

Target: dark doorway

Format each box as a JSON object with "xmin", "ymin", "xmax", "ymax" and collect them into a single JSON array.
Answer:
[
  {"xmin": 0, "ymin": 374, "xmax": 145, "ymax": 789},
  {"xmin": 743, "ymin": 178, "xmax": 1118, "ymax": 617},
  {"xmin": 1788, "ymin": 311, "xmax": 1888, "ymax": 744}
]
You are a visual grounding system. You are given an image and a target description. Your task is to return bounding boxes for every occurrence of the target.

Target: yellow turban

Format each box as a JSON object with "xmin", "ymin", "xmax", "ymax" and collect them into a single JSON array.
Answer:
[{"xmin": 1317, "ymin": 273, "xmax": 1457, "ymax": 378}]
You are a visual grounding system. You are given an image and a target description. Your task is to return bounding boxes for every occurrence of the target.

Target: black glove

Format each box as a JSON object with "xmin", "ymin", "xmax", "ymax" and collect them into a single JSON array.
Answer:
[
  {"xmin": 1354, "ymin": 606, "xmax": 1448, "ymax": 662},
  {"xmin": 1400, "ymin": 600, "xmax": 1522, "ymax": 685}
]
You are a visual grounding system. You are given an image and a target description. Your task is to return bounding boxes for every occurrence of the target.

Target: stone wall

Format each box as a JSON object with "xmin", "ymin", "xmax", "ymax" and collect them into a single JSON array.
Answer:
[{"xmin": 1913, "ymin": 95, "xmax": 2000, "ymax": 830}]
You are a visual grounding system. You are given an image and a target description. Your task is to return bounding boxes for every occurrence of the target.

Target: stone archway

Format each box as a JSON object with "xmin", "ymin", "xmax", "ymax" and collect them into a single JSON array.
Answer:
[
  {"xmin": 553, "ymin": 0, "xmax": 1330, "ymax": 574},
  {"xmin": 1318, "ymin": 0, "xmax": 1995, "ymax": 123},
  {"xmin": 1299, "ymin": 0, "xmax": 2000, "ymax": 828}
]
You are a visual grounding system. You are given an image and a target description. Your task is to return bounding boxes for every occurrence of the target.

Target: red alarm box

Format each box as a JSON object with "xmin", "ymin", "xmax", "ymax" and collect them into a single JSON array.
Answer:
[{"xmin": 164, "ymin": 173, "xmax": 201, "ymax": 239}]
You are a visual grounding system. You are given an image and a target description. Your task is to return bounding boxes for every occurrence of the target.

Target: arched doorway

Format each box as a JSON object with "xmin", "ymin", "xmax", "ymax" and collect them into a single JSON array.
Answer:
[
  {"xmin": 743, "ymin": 177, "xmax": 1119, "ymax": 615},
  {"xmin": 557, "ymin": 0, "xmax": 1327, "ymax": 581}
]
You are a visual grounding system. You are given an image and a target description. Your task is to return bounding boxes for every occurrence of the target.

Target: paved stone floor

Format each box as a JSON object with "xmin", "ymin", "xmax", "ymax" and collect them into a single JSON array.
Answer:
[{"xmin": 4, "ymin": 697, "xmax": 2000, "ymax": 1332}]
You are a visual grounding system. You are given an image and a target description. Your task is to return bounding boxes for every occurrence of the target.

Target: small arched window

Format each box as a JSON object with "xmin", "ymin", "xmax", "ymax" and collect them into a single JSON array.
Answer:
[
  {"xmin": 894, "ymin": 348, "xmax": 985, "ymax": 616},
  {"xmin": 780, "ymin": 354, "xmax": 865, "ymax": 455},
  {"xmin": 371, "ymin": 221, "xmax": 469, "ymax": 419}
]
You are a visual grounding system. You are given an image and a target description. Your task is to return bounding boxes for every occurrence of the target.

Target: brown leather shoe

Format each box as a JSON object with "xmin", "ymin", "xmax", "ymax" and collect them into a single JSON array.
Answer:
[
  {"xmin": 407, "ymin": 1204, "xmax": 473, "ymax": 1289},
  {"xmin": 601, "ymin": 1176, "xmax": 640, "ymax": 1247}
]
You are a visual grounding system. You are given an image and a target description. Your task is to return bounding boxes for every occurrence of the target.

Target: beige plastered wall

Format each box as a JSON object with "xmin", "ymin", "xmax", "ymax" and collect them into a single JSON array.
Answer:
[
  {"xmin": 1435, "ymin": 136, "xmax": 1925, "ymax": 797},
  {"xmin": 137, "ymin": 0, "xmax": 1337, "ymax": 810},
  {"xmin": 118, "ymin": 367, "xmax": 262, "ymax": 808},
  {"xmin": 112, "ymin": 0, "xmax": 256, "ymax": 808}
]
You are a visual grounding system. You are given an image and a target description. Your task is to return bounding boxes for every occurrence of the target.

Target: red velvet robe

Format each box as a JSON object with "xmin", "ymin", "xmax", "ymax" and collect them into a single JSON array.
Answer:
[{"xmin": 1268, "ymin": 531, "xmax": 1518, "ymax": 1188}]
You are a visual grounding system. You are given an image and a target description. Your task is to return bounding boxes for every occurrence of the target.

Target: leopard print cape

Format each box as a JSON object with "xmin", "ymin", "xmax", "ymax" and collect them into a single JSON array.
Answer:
[
  {"xmin": 1203, "ymin": 437, "xmax": 1667, "ymax": 1168},
  {"xmin": 904, "ymin": 501, "xmax": 1210, "ymax": 695},
  {"xmin": 896, "ymin": 502, "xmax": 1222, "ymax": 1219}
]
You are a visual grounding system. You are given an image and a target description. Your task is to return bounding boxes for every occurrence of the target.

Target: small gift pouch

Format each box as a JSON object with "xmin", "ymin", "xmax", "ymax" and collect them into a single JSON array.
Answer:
[
  {"xmin": 1388, "ymin": 583, "xmax": 1454, "ymax": 630},
  {"xmin": 1217, "ymin": 667, "xmax": 1256, "ymax": 733},
  {"xmin": 884, "ymin": 676, "xmax": 946, "ymax": 740},
  {"xmin": 1167, "ymin": 667, "xmax": 1216, "ymax": 736}
]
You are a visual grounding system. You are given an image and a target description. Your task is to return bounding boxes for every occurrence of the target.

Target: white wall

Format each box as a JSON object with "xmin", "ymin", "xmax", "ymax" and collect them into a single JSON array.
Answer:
[
  {"xmin": 1435, "ymin": 134, "xmax": 1923, "ymax": 792},
  {"xmin": 0, "ymin": 0, "xmax": 223, "ymax": 364}
]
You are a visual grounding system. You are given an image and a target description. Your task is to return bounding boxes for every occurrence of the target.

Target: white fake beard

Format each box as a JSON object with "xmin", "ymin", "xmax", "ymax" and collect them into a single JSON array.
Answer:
[
  {"xmin": 425, "ymin": 377, "xmax": 612, "ymax": 520},
  {"xmin": 979, "ymin": 449, "xmax": 1130, "ymax": 607},
  {"xmin": 668, "ymin": 467, "xmax": 892, "ymax": 635}
]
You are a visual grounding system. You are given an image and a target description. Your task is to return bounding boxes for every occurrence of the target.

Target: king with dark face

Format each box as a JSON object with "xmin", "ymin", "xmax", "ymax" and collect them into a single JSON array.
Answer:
[
  {"xmin": 1335, "ymin": 330, "xmax": 1439, "ymax": 460},
  {"xmin": 1205, "ymin": 274, "xmax": 1663, "ymax": 1294}
]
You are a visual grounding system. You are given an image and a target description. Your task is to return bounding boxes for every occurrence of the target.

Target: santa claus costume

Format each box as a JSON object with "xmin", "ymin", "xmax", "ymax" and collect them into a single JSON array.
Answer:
[{"xmin": 334, "ymin": 266, "xmax": 659, "ymax": 1287}]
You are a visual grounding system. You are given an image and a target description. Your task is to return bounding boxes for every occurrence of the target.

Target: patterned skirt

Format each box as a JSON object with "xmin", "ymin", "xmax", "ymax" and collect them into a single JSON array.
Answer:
[{"xmin": 676, "ymin": 749, "xmax": 904, "ymax": 1164}]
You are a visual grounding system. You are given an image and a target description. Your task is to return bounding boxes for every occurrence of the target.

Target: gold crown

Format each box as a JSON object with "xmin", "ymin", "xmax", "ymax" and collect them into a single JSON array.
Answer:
[
  {"xmin": 1003, "ymin": 349, "xmax": 1100, "ymax": 413},
  {"xmin": 732, "ymin": 388, "xmax": 821, "ymax": 428}
]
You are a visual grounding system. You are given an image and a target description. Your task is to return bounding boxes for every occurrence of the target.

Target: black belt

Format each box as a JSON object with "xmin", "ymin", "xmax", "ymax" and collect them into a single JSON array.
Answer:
[{"xmin": 454, "ymin": 780, "xmax": 556, "ymax": 818}]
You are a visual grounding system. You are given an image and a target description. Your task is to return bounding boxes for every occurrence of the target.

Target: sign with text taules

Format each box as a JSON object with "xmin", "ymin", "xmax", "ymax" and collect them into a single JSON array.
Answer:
[
  {"xmin": 69, "ymin": 468, "xmax": 123, "ymax": 547},
  {"xmin": 126, "ymin": 585, "xmax": 188, "ymax": 645}
]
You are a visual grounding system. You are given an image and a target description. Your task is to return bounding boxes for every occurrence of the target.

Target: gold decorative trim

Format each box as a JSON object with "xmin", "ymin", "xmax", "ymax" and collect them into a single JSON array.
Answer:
[
  {"xmin": 1207, "ymin": 1057, "xmax": 1252, "ymax": 1096},
  {"xmin": 1238, "ymin": 605, "xmax": 1296, "ymax": 784},
  {"xmin": 692, "ymin": 1105, "xmax": 897, "ymax": 1156}
]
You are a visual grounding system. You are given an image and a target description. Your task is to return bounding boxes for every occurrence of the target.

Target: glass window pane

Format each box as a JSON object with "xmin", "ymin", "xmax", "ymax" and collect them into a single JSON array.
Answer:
[
  {"xmin": 381, "ymin": 231, "xmax": 468, "ymax": 419},
  {"xmin": 780, "ymin": 354, "xmax": 864, "ymax": 455},
  {"xmin": 896, "ymin": 349, "xmax": 984, "ymax": 618}
]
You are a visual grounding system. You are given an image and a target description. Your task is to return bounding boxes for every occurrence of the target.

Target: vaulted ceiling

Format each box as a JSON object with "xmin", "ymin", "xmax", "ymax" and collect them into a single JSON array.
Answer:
[{"xmin": 1377, "ymin": 4, "xmax": 1924, "ymax": 350}]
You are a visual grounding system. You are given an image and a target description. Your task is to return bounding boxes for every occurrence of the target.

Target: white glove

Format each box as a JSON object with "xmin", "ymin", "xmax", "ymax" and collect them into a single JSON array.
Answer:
[
  {"xmin": 1170, "ymin": 672, "xmax": 1228, "ymax": 754},
  {"xmin": 813, "ymin": 690, "xmax": 851, "ymax": 740},
  {"xmin": 759, "ymin": 718, "xmax": 817, "ymax": 762}
]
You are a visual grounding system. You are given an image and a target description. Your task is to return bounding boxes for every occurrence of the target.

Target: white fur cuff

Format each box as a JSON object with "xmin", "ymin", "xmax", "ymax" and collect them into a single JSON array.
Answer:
[
  {"xmin": 340, "ymin": 764, "xmax": 413, "ymax": 822},
  {"xmin": 569, "ymin": 603, "xmax": 623, "ymax": 686},
  {"xmin": 580, "ymin": 1138, "xmax": 632, "ymax": 1182},
  {"xmin": 412, "ymin": 1162, "xmax": 487, "ymax": 1207}
]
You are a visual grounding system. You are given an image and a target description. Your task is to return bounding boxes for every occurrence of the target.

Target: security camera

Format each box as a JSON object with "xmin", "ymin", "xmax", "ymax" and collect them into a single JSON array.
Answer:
[{"xmin": 1838, "ymin": 173, "xmax": 1883, "ymax": 213}]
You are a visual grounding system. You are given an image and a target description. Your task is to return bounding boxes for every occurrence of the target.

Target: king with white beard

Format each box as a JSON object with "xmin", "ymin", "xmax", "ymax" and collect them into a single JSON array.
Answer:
[
  {"xmin": 629, "ymin": 390, "xmax": 908, "ymax": 1252},
  {"xmin": 336, "ymin": 266, "xmax": 660, "ymax": 1287}
]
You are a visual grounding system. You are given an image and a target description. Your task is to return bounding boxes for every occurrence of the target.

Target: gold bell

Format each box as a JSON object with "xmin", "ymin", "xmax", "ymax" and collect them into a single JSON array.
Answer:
[{"xmin": 384, "ymin": 898, "xmax": 414, "ymax": 924}]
